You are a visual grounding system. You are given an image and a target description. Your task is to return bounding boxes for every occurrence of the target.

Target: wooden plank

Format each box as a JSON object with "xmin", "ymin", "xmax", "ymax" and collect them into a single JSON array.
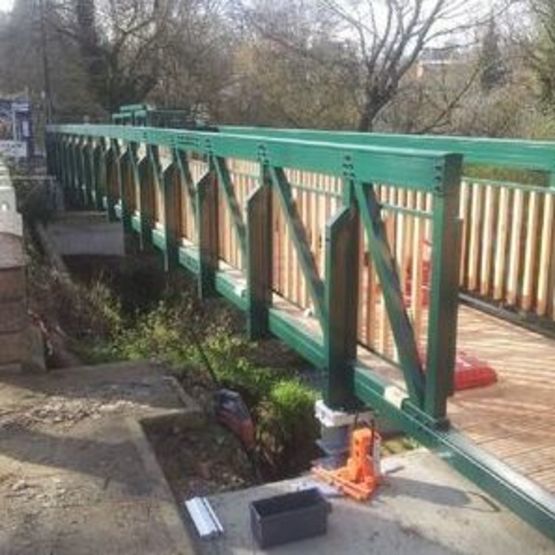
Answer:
[
  {"xmin": 507, "ymin": 189, "xmax": 524, "ymax": 306},
  {"xmin": 468, "ymin": 183, "xmax": 482, "ymax": 291},
  {"xmin": 412, "ymin": 192, "xmax": 425, "ymax": 347},
  {"xmin": 480, "ymin": 185, "xmax": 495, "ymax": 296},
  {"xmin": 493, "ymin": 186, "xmax": 510, "ymax": 300},
  {"xmin": 537, "ymin": 193, "xmax": 555, "ymax": 316},
  {"xmin": 522, "ymin": 191, "xmax": 540, "ymax": 311}
]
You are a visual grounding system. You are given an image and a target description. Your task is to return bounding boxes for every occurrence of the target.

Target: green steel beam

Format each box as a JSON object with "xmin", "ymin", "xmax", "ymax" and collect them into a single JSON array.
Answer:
[
  {"xmin": 221, "ymin": 126, "xmax": 555, "ymax": 175},
  {"xmin": 353, "ymin": 366, "xmax": 555, "ymax": 541},
  {"xmin": 47, "ymin": 124, "xmax": 455, "ymax": 192}
]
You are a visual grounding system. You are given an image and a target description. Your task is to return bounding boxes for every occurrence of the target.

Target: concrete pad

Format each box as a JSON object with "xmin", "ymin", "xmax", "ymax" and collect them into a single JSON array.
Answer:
[
  {"xmin": 0, "ymin": 361, "xmax": 200, "ymax": 554},
  {"xmin": 47, "ymin": 211, "xmax": 124, "ymax": 257},
  {"xmin": 199, "ymin": 450, "xmax": 554, "ymax": 555}
]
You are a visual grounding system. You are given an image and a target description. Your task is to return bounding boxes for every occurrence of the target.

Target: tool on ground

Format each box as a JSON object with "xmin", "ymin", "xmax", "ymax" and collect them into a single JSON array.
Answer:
[
  {"xmin": 183, "ymin": 320, "xmax": 256, "ymax": 452},
  {"xmin": 213, "ymin": 388, "xmax": 255, "ymax": 450},
  {"xmin": 185, "ymin": 496, "xmax": 224, "ymax": 539},
  {"xmin": 312, "ymin": 422, "xmax": 381, "ymax": 501}
]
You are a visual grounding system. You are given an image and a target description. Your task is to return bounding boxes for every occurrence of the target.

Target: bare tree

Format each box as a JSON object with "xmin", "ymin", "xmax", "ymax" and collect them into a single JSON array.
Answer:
[
  {"xmin": 49, "ymin": 0, "xmax": 173, "ymax": 112},
  {"xmin": 520, "ymin": 0, "xmax": 555, "ymax": 105},
  {"xmin": 241, "ymin": 0, "xmax": 494, "ymax": 131}
]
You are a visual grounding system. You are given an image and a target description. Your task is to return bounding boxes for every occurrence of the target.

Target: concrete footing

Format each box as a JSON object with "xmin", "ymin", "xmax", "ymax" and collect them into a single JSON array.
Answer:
[{"xmin": 198, "ymin": 450, "xmax": 553, "ymax": 554}]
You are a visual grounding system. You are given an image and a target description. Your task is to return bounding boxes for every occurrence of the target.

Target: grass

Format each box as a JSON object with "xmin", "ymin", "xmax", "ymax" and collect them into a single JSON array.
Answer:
[{"xmin": 45, "ymin": 260, "xmax": 320, "ymax": 478}]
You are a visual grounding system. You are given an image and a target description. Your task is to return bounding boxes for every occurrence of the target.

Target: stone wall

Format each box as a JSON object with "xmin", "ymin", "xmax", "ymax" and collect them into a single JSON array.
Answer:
[{"xmin": 0, "ymin": 160, "xmax": 28, "ymax": 369}]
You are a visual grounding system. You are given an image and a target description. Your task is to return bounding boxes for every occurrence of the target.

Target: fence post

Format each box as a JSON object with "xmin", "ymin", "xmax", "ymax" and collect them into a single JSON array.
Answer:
[
  {"xmin": 424, "ymin": 153, "xmax": 462, "ymax": 423},
  {"xmin": 195, "ymin": 163, "xmax": 219, "ymax": 299},
  {"xmin": 246, "ymin": 165, "xmax": 272, "ymax": 340},
  {"xmin": 323, "ymin": 178, "xmax": 360, "ymax": 409}
]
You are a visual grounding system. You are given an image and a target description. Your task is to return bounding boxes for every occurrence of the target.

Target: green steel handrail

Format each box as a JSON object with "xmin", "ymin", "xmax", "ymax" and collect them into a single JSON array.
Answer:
[
  {"xmin": 48, "ymin": 124, "xmax": 459, "ymax": 192},
  {"xmin": 221, "ymin": 126, "xmax": 555, "ymax": 177}
]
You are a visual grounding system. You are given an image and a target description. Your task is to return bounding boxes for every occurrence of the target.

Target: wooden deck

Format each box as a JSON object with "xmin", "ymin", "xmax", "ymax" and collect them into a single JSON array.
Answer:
[
  {"xmin": 451, "ymin": 306, "xmax": 555, "ymax": 494},
  {"xmin": 267, "ymin": 287, "xmax": 555, "ymax": 497}
]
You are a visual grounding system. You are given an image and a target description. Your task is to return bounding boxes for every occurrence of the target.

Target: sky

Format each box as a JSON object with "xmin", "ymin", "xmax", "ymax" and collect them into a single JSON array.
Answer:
[{"xmin": 0, "ymin": 0, "xmax": 13, "ymax": 12}]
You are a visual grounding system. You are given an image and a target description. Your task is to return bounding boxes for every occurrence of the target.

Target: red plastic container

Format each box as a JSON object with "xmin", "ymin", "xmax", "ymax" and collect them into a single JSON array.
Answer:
[{"xmin": 453, "ymin": 352, "xmax": 497, "ymax": 391}]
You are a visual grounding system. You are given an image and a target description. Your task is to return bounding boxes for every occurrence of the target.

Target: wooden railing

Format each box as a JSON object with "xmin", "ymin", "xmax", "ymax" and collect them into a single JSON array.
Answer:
[{"xmin": 223, "ymin": 127, "xmax": 555, "ymax": 325}]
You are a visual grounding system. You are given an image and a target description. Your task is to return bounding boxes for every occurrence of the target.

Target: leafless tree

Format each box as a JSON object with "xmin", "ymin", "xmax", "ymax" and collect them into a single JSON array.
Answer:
[
  {"xmin": 241, "ymin": 0, "xmax": 498, "ymax": 131},
  {"xmin": 48, "ymin": 0, "xmax": 174, "ymax": 112}
]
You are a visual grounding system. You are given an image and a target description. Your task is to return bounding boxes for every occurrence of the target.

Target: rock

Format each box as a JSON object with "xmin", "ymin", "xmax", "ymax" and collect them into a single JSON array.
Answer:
[{"xmin": 12, "ymin": 480, "xmax": 28, "ymax": 492}]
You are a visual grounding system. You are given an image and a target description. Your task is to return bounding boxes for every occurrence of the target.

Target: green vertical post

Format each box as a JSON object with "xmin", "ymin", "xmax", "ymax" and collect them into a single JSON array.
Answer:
[
  {"xmin": 246, "ymin": 165, "xmax": 272, "ymax": 340},
  {"xmin": 323, "ymin": 178, "xmax": 360, "ymax": 409},
  {"xmin": 83, "ymin": 138, "xmax": 94, "ymax": 208},
  {"xmin": 92, "ymin": 142, "xmax": 104, "ymax": 211},
  {"xmin": 77, "ymin": 138, "xmax": 86, "ymax": 206},
  {"xmin": 45, "ymin": 133, "xmax": 54, "ymax": 175},
  {"xmin": 60, "ymin": 137, "xmax": 69, "ymax": 203},
  {"xmin": 424, "ymin": 154, "xmax": 462, "ymax": 423},
  {"xmin": 69, "ymin": 137, "xmax": 79, "ymax": 208},
  {"xmin": 195, "ymin": 167, "xmax": 219, "ymax": 299},
  {"xmin": 105, "ymin": 141, "xmax": 118, "ymax": 221},
  {"xmin": 117, "ymin": 148, "xmax": 132, "ymax": 234},
  {"xmin": 138, "ymin": 146, "xmax": 155, "ymax": 250},
  {"xmin": 162, "ymin": 156, "xmax": 180, "ymax": 271}
]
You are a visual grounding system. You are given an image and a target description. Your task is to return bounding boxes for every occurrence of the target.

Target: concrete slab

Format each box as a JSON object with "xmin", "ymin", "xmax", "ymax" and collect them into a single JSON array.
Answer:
[
  {"xmin": 47, "ymin": 211, "xmax": 124, "ymax": 257},
  {"xmin": 199, "ymin": 450, "xmax": 554, "ymax": 555},
  {"xmin": 0, "ymin": 361, "xmax": 200, "ymax": 554}
]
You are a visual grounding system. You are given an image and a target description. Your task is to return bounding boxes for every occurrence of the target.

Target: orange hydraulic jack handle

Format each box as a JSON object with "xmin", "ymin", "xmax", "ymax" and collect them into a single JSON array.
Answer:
[{"xmin": 313, "ymin": 427, "xmax": 380, "ymax": 501}]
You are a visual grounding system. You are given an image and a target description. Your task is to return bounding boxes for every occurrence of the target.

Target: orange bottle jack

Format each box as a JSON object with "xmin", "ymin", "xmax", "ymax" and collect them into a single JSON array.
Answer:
[{"xmin": 313, "ymin": 426, "xmax": 380, "ymax": 501}]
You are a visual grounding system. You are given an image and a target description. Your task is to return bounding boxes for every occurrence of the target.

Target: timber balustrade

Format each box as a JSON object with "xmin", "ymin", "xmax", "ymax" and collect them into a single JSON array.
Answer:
[
  {"xmin": 223, "ymin": 127, "xmax": 555, "ymax": 325},
  {"xmin": 45, "ymin": 123, "xmax": 555, "ymax": 539}
]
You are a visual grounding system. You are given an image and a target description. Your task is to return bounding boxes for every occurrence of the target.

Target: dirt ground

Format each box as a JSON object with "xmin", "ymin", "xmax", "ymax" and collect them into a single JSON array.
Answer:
[{"xmin": 0, "ymin": 361, "xmax": 200, "ymax": 555}]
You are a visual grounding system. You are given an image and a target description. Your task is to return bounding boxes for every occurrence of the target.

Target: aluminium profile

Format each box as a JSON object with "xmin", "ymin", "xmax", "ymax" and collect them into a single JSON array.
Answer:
[{"xmin": 184, "ymin": 496, "xmax": 224, "ymax": 540}]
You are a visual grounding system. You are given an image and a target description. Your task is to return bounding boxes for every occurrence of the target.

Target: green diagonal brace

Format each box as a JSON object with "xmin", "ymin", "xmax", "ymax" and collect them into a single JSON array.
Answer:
[
  {"xmin": 214, "ymin": 155, "xmax": 247, "ymax": 257},
  {"xmin": 354, "ymin": 180, "xmax": 425, "ymax": 408},
  {"xmin": 269, "ymin": 165, "xmax": 326, "ymax": 326}
]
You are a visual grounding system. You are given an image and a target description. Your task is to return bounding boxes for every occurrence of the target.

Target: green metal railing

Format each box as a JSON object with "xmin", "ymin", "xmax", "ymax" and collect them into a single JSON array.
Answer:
[{"xmin": 45, "ymin": 123, "xmax": 555, "ymax": 541}]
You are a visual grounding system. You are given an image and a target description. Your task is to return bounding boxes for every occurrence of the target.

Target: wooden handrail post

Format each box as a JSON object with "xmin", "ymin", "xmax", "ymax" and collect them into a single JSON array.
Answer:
[
  {"xmin": 195, "ymin": 165, "xmax": 219, "ymax": 299},
  {"xmin": 246, "ymin": 165, "xmax": 273, "ymax": 340},
  {"xmin": 323, "ymin": 179, "xmax": 360, "ymax": 409}
]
